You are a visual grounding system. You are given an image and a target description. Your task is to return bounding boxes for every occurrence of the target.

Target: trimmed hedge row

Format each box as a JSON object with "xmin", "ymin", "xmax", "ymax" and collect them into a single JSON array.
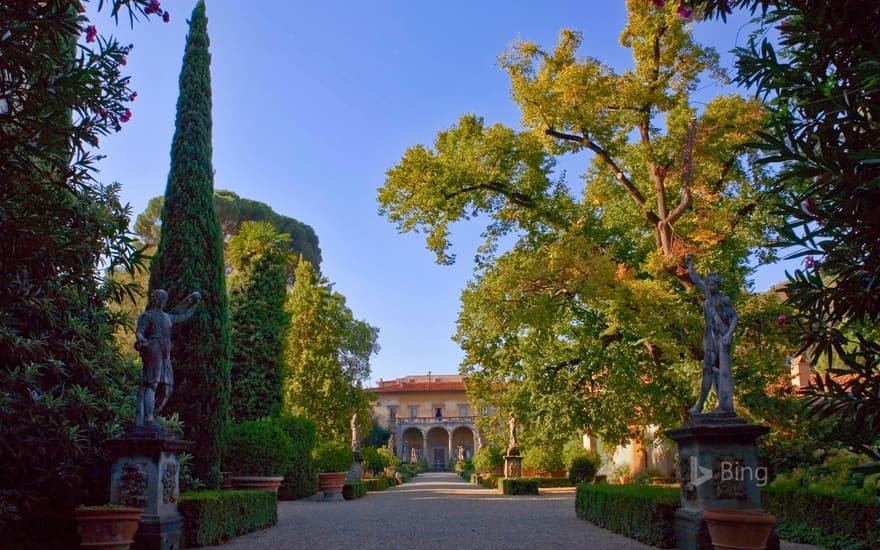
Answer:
[
  {"xmin": 343, "ymin": 481, "xmax": 367, "ymax": 500},
  {"xmin": 471, "ymin": 474, "xmax": 499, "ymax": 489},
  {"xmin": 365, "ymin": 478, "xmax": 390, "ymax": 492},
  {"xmin": 575, "ymin": 483, "xmax": 679, "ymax": 548},
  {"xmin": 502, "ymin": 478, "xmax": 539, "ymax": 495},
  {"xmin": 763, "ymin": 486, "xmax": 880, "ymax": 550},
  {"xmin": 179, "ymin": 490, "xmax": 277, "ymax": 547}
]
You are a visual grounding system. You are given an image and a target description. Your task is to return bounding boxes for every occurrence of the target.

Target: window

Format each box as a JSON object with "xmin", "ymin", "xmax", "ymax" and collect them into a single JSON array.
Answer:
[
  {"xmin": 409, "ymin": 405, "xmax": 419, "ymax": 419},
  {"xmin": 434, "ymin": 406, "xmax": 443, "ymax": 419},
  {"xmin": 388, "ymin": 406, "xmax": 397, "ymax": 423},
  {"xmin": 459, "ymin": 404, "xmax": 469, "ymax": 418}
]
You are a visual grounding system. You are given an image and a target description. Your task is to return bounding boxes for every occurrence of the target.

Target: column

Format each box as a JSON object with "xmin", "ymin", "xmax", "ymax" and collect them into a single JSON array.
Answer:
[
  {"xmin": 447, "ymin": 428, "xmax": 453, "ymax": 469},
  {"xmin": 422, "ymin": 428, "xmax": 428, "ymax": 464}
]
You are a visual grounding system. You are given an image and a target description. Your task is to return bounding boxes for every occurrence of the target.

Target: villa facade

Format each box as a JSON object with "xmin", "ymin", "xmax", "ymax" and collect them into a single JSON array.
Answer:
[{"xmin": 369, "ymin": 374, "xmax": 482, "ymax": 469}]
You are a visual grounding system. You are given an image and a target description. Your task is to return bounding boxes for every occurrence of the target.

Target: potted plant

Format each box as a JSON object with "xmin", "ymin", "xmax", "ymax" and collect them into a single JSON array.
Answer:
[
  {"xmin": 703, "ymin": 508, "xmax": 776, "ymax": 550},
  {"xmin": 75, "ymin": 504, "xmax": 142, "ymax": 550},
  {"xmin": 223, "ymin": 419, "xmax": 294, "ymax": 493},
  {"xmin": 314, "ymin": 439, "xmax": 353, "ymax": 499}
]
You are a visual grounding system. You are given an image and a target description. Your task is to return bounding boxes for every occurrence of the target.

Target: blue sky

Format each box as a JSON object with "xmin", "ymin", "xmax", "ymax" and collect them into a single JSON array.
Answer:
[{"xmin": 92, "ymin": 1, "xmax": 784, "ymax": 384}]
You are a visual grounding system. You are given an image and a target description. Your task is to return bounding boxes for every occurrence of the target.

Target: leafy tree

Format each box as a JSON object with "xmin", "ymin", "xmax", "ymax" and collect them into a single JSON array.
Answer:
[
  {"xmin": 135, "ymin": 190, "xmax": 322, "ymax": 270},
  {"xmin": 148, "ymin": 0, "xmax": 229, "ymax": 486},
  {"xmin": 228, "ymin": 221, "xmax": 292, "ymax": 421},
  {"xmin": 378, "ymin": 1, "xmax": 778, "ymax": 446},
  {"xmin": 696, "ymin": 0, "xmax": 880, "ymax": 459},
  {"xmin": 283, "ymin": 260, "xmax": 379, "ymax": 440},
  {"xmin": 0, "ymin": 0, "xmax": 165, "ymax": 545}
]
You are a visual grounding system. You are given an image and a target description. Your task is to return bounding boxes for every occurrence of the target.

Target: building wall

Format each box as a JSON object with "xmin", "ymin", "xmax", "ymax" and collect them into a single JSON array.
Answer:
[{"xmin": 373, "ymin": 390, "xmax": 473, "ymax": 429}]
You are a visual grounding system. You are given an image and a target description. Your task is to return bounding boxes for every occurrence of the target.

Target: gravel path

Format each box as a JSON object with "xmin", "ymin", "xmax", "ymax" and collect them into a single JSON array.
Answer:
[{"xmin": 205, "ymin": 472, "xmax": 820, "ymax": 550}]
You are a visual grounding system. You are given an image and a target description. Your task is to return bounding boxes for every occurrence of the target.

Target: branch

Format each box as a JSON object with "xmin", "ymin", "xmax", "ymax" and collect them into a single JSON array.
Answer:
[
  {"xmin": 667, "ymin": 117, "xmax": 697, "ymax": 225},
  {"xmin": 442, "ymin": 182, "xmax": 536, "ymax": 208}
]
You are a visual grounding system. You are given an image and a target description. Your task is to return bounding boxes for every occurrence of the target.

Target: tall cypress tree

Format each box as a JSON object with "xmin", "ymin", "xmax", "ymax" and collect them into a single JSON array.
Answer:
[{"xmin": 149, "ymin": 0, "xmax": 230, "ymax": 486}]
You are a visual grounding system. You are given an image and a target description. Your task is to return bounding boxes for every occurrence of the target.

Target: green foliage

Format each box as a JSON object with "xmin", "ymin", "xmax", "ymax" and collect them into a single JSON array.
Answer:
[
  {"xmin": 342, "ymin": 481, "xmax": 367, "ymax": 500},
  {"xmin": 575, "ymin": 484, "xmax": 679, "ymax": 548},
  {"xmin": 472, "ymin": 446, "xmax": 504, "ymax": 474},
  {"xmin": 313, "ymin": 440, "xmax": 354, "ymax": 473},
  {"xmin": 768, "ymin": 448, "xmax": 877, "ymax": 501},
  {"xmin": 501, "ymin": 478, "xmax": 539, "ymax": 495},
  {"xmin": 522, "ymin": 444, "xmax": 564, "ymax": 473},
  {"xmin": 223, "ymin": 420, "xmax": 293, "ymax": 477},
  {"xmin": 364, "ymin": 478, "xmax": 390, "ymax": 492},
  {"xmin": 178, "ymin": 490, "xmax": 276, "ymax": 547},
  {"xmin": 275, "ymin": 416, "xmax": 318, "ymax": 500},
  {"xmin": 378, "ymin": 447, "xmax": 399, "ymax": 469},
  {"xmin": 362, "ymin": 419, "xmax": 391, "ymax": 448},
  {"xmin": 361, "ymin": 447, "xmax": 385, "ymax": 477},
  {"xmin": 569, "ymin": 454, "xmax": 601, "ymax": 485},
  {"xmin": 379, "ymin": 1, "xmax": 779, "ymax": 449},
  {"xmin": 0, "ymin": 0, "xmax": 159, "ymax": 541},
  {"xmin": 148, "ymin": 0, "xmax": 230, "ymax": 487},
  {"xmin": 283, "ymin": 260, "xmax": 378, "ymax": 440},
  {"xmin": 228, "ymin": 222, "xmax": 292, "ymax": 421},
  {"xmin": 763, "ymin": 485, "xmax": 880, "ymax": 550}
]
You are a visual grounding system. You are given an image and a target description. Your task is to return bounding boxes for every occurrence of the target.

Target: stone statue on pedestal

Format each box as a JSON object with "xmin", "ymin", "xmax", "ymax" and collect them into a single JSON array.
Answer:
[
  {"xmin": 686, "ymin": 255, "xmax": 738, "ymax": 415},
  {"xmin": 134, "ymin": 289, "xmax": 201, "ymax": 427},
  {"xmin": 507, "ymin": 412, "xmax": 519, "ymax": 456}
]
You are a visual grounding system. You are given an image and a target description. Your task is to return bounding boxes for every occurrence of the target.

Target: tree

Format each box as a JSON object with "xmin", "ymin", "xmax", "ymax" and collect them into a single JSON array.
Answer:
[
  {"xmin": 696, "ymin": 0, "xmax": 880, "ymax": 459},
  {"xmin": 378, "ymin": 1, "xmax": 780, "ymax": 445},
  {"xmin": 228, "ymin": 221, "xmax": 293, "ymax": 421},
  {"xmin": 283, "ymin": 260, "xmax": 379, "ymax": 441},
  {"xmin": 0, "ymin": 0, "xmax": 166, "ymax": 544},
  {"xmin": 135, "ymin": 190, "xmax": 322, "ymax": 269},
  {"xmin": 148, "ymin": 0, "xmax": 229, "ymax": 486}
]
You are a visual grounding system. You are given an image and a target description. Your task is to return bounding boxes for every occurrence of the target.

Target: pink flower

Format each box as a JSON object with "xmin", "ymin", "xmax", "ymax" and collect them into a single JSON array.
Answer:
[
  {"xmin": 776, "ymin": 314, "xmax": 788, "ymax": 326},
  {"xmin": 130, "ymin": 91, "xmax": 138, "ymax": 101},
  {"xmin": 120, "ymin": 57, "xmax": 127, "ymax": 66},
  {"xmin": 800, "ymin": 198, "xmax": 817, "ymax": 216},
  {"xmin": 677, "ymin": 6, "xmax": 693, "ymax": 19},
  {"xmin": 85, "ymin": 25, "xmax": 97, "ymax": 43},
  {"xmin": 652, "ymin": 0, "xmax": 665, "ymax": 7},
  {"xmin": 805, "ymin": 256, "xmax": 815, "ymax": 269},
  {"xmin": 163, "ymin": 11, "xmax": 170, "ymax": 23},
  {"xmin": 120, "ymin": 110, "xmax": 132, "ymax": 123},
  {"xmin": 149, "ymin": 0, "xmax": 161, "ymax": 12}
]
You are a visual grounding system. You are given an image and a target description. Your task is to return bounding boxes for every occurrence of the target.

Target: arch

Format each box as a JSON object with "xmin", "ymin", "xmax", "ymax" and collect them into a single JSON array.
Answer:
[
  {"xmin": 426, "ymin": 426, "xmax": 450, "ymax": 470},
  {"xmin": 402, "ymin": 427, "xmax": 424, "ymax": 463},
  {"xmin": 451, "ymin": 426, "xmax": 476, "ymax": 461}
]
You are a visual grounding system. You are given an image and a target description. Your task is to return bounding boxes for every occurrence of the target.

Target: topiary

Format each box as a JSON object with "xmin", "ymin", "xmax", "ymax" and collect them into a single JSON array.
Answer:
[
  {"xmin": 275, "ymin": 416, "xmax": 318, "ymax": 499},
  {"xmin": 223, "ymin": 420, "xmax": 293, "ymax": 476},
  {"xmin": 569, "ymin": 453, "xmax": 601, "ymax": 484}
]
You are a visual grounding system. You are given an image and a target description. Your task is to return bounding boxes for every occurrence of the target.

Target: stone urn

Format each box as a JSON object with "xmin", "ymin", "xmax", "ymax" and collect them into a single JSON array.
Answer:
[
  {"xmin": 318, "ymin": 472, "xmax": 348, "ymax": 499},
  {"xmin": 75, "ymin": 506, "xmax": 142, "ymax": 550},
  {"xmin": 703, "ymin": 509, "xmax": 776, "ymax": 550},
  {"xmin": 229, "ymin": 476, "xmax": 285, "ymax": 493}
]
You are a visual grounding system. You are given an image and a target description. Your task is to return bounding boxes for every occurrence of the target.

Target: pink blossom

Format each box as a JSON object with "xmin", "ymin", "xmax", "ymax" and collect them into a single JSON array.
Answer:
[
  {"xmin": 120, "ymin": 57, "xmax": 127, "ymax": 66},
  {"xmin": 776, "ymin": 314, "xmax": 788, "ymax": 326},
  {"xmin": 85, "ymin": 25, "xmax": 97, "ymax": 43},
  {"xmin": 805, "ymin": 256, "xmax": 815, "ymax": 269},
  {"xmin": 120, "ymin": 110, "xmax": 132, "ymax": 123},
  {"xmin": 163, "ymin": 11, "xmax": 170, "ymax": 23},
  {"xmin": 129, "ymin": 91, "xmax": 138, "ymax": 101},
  {"xmin": 800, "ymin": 198, "xmax": 817, "ymax": 216},
  {"xmin": 677, "ymin": 6, "xmax": 693, "ymax": 19},
  {"xmin": 652, "ymin": 0, "xmax": 665, "ymax": 7}
]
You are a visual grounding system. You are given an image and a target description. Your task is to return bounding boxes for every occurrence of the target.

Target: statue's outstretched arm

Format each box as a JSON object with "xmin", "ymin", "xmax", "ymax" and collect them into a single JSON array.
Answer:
[
  {"xmin": 169, "ymin": 291, "xmax": 202, "ymax": 324},
  {"xmin": 685, "ymin": 255, "xmax": 707, "ymax": 293}
]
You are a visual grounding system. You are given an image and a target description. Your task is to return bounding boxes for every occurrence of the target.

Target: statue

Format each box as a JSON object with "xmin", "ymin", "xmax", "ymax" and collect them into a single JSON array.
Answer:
[
  {"xmin": 457, "ymin": 445, "xmax": 465, "ymax": 463},
  {"xmin": 507, "ymin": 412, "xmax": 519, "ymax": 455},
  {"xmin": 134, "ymin": 289, "xmax": 201, "ymax": 427},
  {"xmin": 350, "ymin": 413, "xmax": 360, "ymax": 453},
  {"xmin": 387, "ymin": 433, "xmax": 396, "ymax": 455},
  {"xmin": 686, "ymin": 255, "xmax": 738, "ymax": 414}
]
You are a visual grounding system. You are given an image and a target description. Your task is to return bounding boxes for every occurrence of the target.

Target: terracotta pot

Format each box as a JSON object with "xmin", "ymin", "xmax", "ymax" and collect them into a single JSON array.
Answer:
[
  {"xmin": 230, "ymin": 476, "xmax": 284, "ymax": 493},
  {"xmin": 318, "ymin": 472, "xmax": 348, "ymax": 498},
  {"xmin": 75, "ymin": 506, "xmax": 142, "ymax": 550},
  {"xmin": 704, "ymin": 508, "xmax": 776, "ymax": 550}
]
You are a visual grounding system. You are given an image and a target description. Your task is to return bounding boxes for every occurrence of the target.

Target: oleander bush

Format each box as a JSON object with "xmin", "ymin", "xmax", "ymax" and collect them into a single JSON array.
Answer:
[
  {"xmin": 342, "ymin": 481, "xmax": 367, "ymax": 500},
  {"xmin": 575, "ymin": 484, "xmax": 679, "ymax": 548},
  {"xmin": 179, "ymin": 490, "xmax": 276, "ymax": 547}
]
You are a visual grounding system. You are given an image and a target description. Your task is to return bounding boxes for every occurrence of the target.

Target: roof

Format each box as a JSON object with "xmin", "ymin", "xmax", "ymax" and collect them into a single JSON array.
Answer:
[{"xmin": 369, "ymin": 381, "xmax": 467, "ymax": 394}]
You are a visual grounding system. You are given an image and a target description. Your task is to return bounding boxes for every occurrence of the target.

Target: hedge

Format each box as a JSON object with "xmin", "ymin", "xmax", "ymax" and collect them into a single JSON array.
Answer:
[
  {"xmin": 343, "ymin": 481, "xmax": 367, "ymax": 500},
  {"xmin": 575, "ymin": 483, "xmax": 679, "ymax": 548},
  {"xmin": 762, "ymin": 486, "xmax": 880, "ymax": 550},
  {"xmin": 365, "ymin": 477, "xmax": 390, "ymax": 492},
  {"xmin": 502, "ymin": 478, "xmax": 539, "ymax": 495},
  {"xmin": 179, "ymin": 490, "xmax": 277, "ymax": 547}
]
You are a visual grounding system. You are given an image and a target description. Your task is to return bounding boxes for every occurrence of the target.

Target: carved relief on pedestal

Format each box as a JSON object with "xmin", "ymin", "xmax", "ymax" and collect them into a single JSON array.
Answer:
[
  {"xmin": 162, "ymin": 462, "xmax": 179, "ymax": 504},
  {"xmin": 120, "ymin": 462, "xmax": 148, "ymax": 508},
  {"xmin": 712, "ymin": 454, "xmax": 747, "ymax": 500},
  {"xmin": 679, "ymin": 453, "xmax": 697, "ymax": 501}
]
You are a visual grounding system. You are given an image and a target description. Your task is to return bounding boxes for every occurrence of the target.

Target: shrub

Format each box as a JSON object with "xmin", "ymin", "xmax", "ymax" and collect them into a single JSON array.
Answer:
[
  {"xmin": 179, "ymin": 490, "xmax": 276, "ymax": 547},
  {"xmin": 522, "ymin": 444, "xmax": 565, "ymax": 474},
  {"xmin": 763, "ymin": 485, "xmax": 880, "ymax": 550},
  {"xmin": 361, "ymin": 447, "xmax": 385, "ymax": 477},
  {"xmin": 223, "ymin": 420, "xmax": 293, "ymax": 476},
  {"xmin": 501, "ymin": 478, "xmax": 539, "ymax": 495},
  {"xmin": 479, "ymin": 475, "xmax": 499, "ymax": 489},
  {"xmin": 365, "ymin": 478, "xmax": 390, "ymax": 492},
  {"xmin": 473, "ymin": 446, "xmax": 504, "ymax": 474},
  {"xmin": 314, "ymin": 439, "xmax": 354, "ymax": 473},
  {"xmin": 378, "ymin": 447, "xmax": 400, "ymax": 469},
  {"xmin": 575, "ymin": 483, "xmax": 679, "ymax": 548},
  {"xmin": 275, "ymin": 416, "xmax": 318, "ymax": 500},
  {"xmin": 569, "ymin": 453, "xmax": 601, "ymax": 484},
  {"xmin": 342, "ymin": 481, "xmax": 367, "ymax": 500}
]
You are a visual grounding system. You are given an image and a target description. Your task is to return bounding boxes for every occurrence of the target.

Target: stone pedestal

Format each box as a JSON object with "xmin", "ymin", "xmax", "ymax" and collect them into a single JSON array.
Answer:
[
  {"xmin": 665, "ymin": 414, "xmax": 772, "ymax": 550},
  {"xmin": 105, "ymin": 427, "xmax": 191, "ymax": 550},
  {"xmin": 504, "ymin": 455, "xmax": 523, "ymax": 479}
]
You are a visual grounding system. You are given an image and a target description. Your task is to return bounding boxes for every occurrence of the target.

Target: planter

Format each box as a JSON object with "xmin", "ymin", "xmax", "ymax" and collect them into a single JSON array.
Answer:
[
  {"xmin": 704, "ymin": 508, "xmax": 776, "ymax": 550},
  {"xmin": 75, "ymin": 506, "xmax": 142, "ymax": 550},
  {"xmin": 229, "ymin": 476, "xmax": 284, "ymax": 494},
  {"xmin": 318, "ymin": 472, "xmax": 348, "ymax": 498}
]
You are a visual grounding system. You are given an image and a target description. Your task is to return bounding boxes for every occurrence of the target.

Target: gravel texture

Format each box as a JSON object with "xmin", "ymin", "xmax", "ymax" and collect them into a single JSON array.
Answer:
[{"xmin": 204, "ymin": 472, "xmax": 820, "ymax": 550}]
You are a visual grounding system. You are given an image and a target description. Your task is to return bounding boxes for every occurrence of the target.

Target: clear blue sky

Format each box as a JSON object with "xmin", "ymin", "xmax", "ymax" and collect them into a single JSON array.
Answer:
[{"xmin": 92, "ymin": 1, "xmax": 786, "ymax": 384}]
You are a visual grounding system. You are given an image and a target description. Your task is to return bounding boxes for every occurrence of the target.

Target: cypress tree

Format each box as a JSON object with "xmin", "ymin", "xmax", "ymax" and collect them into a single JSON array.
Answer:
[{"xmin": 149, "ymin": 0, "xmax": 230, "ymax": 486}]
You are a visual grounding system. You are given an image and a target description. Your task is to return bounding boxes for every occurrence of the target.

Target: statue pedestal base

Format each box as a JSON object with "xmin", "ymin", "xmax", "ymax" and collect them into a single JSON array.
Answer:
[
  {"xmin": 105, "ymin": 426, "xmax": 191, "ymax": 550},
  {"xmin": 347, "ymin": 459, "xmax": 363, "ymax": 482},
  {"xmin": 665, "ymin": 414, "xmax": 776, "ymax": 550},
  {"xmin": 504, "ymin": 455, "xmax": 523, "ymax": 479}
]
